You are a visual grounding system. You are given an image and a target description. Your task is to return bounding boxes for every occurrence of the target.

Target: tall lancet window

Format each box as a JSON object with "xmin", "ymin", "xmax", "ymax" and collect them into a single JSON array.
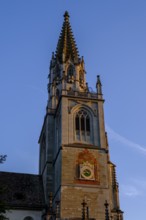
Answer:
[
  {"xmin": 67, "ymin": 64, "xmax": 74, "ymax": 83},
  {"xmin": 75, "ymin": 109, "xmax": 91, "ymax": 142}
]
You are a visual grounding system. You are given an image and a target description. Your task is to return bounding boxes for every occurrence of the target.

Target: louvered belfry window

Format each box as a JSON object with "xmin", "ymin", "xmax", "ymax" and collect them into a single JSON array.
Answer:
[{"xmin": 75, "ymin": 110, "xmax": 90, "ymax": 142}]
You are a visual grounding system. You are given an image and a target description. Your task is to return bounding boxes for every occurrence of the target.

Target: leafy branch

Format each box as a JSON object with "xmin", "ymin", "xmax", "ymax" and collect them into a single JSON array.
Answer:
[{"xmin": 0, "ymin": 155, "xmax": 7, "ymax": 164}]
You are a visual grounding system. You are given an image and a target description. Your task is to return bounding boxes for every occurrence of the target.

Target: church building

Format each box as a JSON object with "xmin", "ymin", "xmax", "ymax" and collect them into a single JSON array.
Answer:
[{"xmin": 0, "ymin": 12, "xmax": 123, "ymax": 220}]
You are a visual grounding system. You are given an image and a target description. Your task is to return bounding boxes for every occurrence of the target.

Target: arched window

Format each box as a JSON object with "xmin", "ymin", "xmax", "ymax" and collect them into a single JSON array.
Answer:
[
  {"xmin": 24, "ymin": 217, "xmax": 34, "ymax": 220},
  {"xmin": 75, "ymin": 110, "xmax": 91, "ymax": 142}
]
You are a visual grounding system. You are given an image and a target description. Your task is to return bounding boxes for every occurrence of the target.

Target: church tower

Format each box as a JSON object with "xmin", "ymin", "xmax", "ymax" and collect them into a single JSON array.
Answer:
[{"xmin": 39, "ymin": 12, "xmax": 123, "ymax": 220}]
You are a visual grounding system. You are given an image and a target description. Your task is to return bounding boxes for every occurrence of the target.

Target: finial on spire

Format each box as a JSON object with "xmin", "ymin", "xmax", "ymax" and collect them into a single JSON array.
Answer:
[
  {"xmin": 64, "ymin": 11, "xmax": 70, "ymax": 21},
  {"xmin": 97, "ymin": 75, "xmax": 101, "ymax": 85}
]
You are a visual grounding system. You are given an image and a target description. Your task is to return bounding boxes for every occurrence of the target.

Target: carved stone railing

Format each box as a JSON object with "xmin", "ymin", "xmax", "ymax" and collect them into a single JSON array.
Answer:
[{"xmin": 67, "ymin": 90, "xmax": 98, "ymax": 99}]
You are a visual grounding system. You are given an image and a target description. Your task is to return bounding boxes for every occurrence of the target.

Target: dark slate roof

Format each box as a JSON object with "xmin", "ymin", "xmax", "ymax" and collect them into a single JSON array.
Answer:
[
  {"xmin": 55, "ymin": 11, "xmax": 79, "ymax": 63},
  {"xmin": 0, "ymin": 171, "xmax": 45, "ymax": 210}
]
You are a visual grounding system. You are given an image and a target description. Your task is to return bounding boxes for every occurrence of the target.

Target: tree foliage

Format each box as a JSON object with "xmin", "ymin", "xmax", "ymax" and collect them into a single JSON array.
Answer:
[{"xmin": 0, "ymin": 155, "xmax": 7, "ymax": 164}]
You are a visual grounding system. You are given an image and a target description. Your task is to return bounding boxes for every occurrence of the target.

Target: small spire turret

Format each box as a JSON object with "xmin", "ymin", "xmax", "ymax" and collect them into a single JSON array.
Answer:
[
  {"xmin": 96, "ymin": 75, "xmax": 103, "ymax": 99},
  {"xmin": 55, "ymin": 201, "xmax": 60, "ymax": 219},
  {"xmin": 48, "ymin": 192, "xmax": 53, "ymax": 212},
  {"xmin": 96, "ymin": 75, "xmax": 102, "ymax": 93},
  {"xmin": 112, "ymin": 166, "xmax": 118, "ymax": 190},
  {"xmin": 82, "ymin": 199, "xmax": 88, "ymax": 220}
]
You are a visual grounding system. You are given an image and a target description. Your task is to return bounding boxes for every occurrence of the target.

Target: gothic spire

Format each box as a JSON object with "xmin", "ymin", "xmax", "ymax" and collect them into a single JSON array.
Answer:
[{"xmin": 55, "ymin": 11, "xmax": 80, "ymax": 63}]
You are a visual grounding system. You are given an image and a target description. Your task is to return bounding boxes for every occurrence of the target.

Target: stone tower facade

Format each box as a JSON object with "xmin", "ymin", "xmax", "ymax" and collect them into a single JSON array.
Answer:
[{"xmin": 39, "ymin": 12, "xmax": 123, "ymax": 220}]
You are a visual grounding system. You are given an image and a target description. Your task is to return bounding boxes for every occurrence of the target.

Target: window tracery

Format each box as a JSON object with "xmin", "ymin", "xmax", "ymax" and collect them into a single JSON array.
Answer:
[{"xmin": 75, "ymin": 109, "xmax": 91, "ymax": 142}]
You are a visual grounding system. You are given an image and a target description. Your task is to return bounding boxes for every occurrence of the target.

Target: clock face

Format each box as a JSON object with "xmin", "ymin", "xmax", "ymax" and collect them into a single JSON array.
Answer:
[
  {"xmin": 83, "ymin": 168, "xmax": 91, "ymax": 177},
  {"xmin": 80, "ymin": 164, "xmax": 95, "ymax": 180}
]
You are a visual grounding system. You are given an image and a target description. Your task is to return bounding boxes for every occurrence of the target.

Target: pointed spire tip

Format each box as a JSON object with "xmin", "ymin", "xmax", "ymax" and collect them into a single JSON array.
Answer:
[
  {"xmin": 64, "ymin": 11, "xmax": 70, "ymax": 20},
  {"xmin": 97, "ymin": 75, "xmax": 101, "ymax": 84}
]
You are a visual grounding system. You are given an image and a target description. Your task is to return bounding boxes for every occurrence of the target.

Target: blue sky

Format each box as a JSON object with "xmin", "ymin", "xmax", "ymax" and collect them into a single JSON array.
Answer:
[{"xmin": 0, "ymin": 1, "xmax": 146, "ymax": 220}]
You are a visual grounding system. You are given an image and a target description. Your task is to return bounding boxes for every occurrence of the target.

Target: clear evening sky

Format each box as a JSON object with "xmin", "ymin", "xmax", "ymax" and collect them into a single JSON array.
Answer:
[{"xmin": 0, "ymin": 1, "xmax": 146, "ymax": 220}]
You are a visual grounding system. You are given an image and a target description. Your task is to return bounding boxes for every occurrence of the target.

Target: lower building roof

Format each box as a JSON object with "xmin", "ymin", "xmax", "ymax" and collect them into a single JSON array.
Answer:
[{"xmin": 0, "ymin": 171, "xmax": 45, "ymax": 210}]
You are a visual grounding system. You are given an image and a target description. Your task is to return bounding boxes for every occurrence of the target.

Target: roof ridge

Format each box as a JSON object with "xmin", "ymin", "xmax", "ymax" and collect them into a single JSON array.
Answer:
[{"xmin": 0, "ymin": 171, "xmax": 40, "ymax": 176}]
